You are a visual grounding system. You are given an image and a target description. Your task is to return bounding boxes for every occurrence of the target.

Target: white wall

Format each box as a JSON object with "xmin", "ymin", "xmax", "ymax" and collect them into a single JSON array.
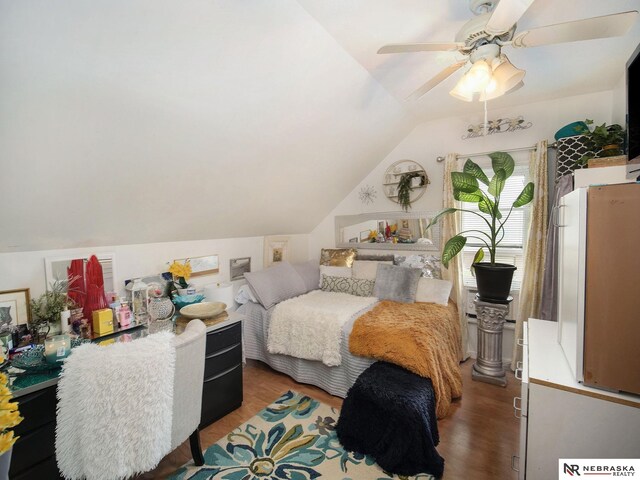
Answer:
[
  {"xmin": 0, "ymin": 0, "xmax": 413, "ymax": 253},
  {"xmin": 0, "ymin": 234, "xmax": 308, "ymax": 299},
  {"xmin": 309, "ymin": 89, "xmax": 615, "ymax": 258},
  {"xmin": 611, "ymin": 71, "xmax": 627, "ymax": 127}
]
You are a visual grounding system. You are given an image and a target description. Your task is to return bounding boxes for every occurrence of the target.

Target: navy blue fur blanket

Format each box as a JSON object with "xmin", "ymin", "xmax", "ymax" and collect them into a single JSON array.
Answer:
[{"xmin": 336, "ymin": 361, "xmax": 444, "ymax": 478}]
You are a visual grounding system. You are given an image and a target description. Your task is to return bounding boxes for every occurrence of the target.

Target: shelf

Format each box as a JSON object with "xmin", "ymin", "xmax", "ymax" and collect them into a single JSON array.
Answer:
[{"xmin": 383, "ymin": 159, "xmax": 428, "ymax": 206}]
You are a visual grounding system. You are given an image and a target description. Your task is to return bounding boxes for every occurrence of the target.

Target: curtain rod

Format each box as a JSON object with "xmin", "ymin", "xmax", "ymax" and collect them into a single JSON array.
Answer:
[{"xmin": 436, "ymin": 143, "xmax": 555, "ymax": 163}]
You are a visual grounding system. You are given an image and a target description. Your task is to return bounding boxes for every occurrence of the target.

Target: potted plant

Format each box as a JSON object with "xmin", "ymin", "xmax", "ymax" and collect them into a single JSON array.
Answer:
[
  {"xmin": 30, "ymin": 279, "xmax": 76, "ymax": 342},
  {"xmin": 428, "ymin": 152, "xmax": 534, "ymax": 301},
  {"xmin": 577, "ymin": 119, "xmax": 626, "ymax": 167},
  {"xmin": 168, "ymin": 260, "xmax": 194, "ymax": 296},
  {"xmin": 397, "ymin": 172, "xmax": 427, "ymax": 211}
]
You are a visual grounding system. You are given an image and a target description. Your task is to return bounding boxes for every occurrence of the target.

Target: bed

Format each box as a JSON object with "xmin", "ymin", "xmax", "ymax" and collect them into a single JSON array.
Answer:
[
  {"xmin": 238, "ymin": 298, "xmax": 375, "ymax": 398},
  {"xmin": 238, "ymin": 258, "xmax": 463, "ymax": 418}
]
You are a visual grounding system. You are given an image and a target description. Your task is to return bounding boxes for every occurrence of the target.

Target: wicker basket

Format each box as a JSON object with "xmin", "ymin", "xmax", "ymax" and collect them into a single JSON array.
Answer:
[{"xmin": 587, "ymin": 155, "xmax": 628, "ymax": 168}]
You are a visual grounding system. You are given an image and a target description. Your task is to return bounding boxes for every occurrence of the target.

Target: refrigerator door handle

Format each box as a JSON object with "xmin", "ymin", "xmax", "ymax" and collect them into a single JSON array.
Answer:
[{"xmin": 553, "ymin": 204, "xmax": 567, "ymax": 227}]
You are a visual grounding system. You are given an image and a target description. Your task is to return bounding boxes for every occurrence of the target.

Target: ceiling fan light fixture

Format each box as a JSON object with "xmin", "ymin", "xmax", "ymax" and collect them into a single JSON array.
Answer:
[
  {"xmin": 449, "ymin": 76, "xmax": 475, "ymax": 102},
  {"xmin": 479, "ymin": 79, "xmax": 524, "ymax": 101},
  {"xmin": 465, "ymin": 60, "xmax": 493, "ymax": 91},
  {"xmin": 491, "ymin": 56, "xmax": 526, "ymax": 92}
]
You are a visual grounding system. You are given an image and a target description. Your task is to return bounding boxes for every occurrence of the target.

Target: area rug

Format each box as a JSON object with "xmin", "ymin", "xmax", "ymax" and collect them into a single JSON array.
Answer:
[{"xmin": 168, "ymin": 390, "xmax": 436, "ymax": 480}]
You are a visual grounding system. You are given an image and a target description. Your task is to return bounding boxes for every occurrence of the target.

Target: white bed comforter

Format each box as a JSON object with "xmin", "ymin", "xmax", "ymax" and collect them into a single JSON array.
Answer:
[{"xmin": 267, "ymin": 290, "xmax": 377, "ymax": 367}]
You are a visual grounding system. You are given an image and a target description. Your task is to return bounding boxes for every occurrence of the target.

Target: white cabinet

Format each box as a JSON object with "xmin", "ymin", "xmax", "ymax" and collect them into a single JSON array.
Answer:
[{"xmin": 517, "ymin": 319, "xmax": 640, "ymax": 480}]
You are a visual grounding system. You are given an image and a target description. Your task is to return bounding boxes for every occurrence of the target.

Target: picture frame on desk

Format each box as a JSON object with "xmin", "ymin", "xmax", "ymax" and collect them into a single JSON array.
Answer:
[{"xmin": 0, "ymin": 288, "xmax": 31, "ymax": 327}]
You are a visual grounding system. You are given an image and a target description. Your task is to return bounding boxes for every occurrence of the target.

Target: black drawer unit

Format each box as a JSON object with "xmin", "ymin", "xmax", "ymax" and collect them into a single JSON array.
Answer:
[
  {"xmin": 200, "ymin": 321, "xmax": 243, "ymax": 428},
  {"xmin": 10, "ymin": 385, "xmax": 63, "ymax": 480}
]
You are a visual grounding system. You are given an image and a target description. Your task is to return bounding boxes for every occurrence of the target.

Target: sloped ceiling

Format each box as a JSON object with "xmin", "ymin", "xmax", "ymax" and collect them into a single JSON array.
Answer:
[
  {"xmin": 299, "ymin": 0, "xmax": 640, "ymax": 120},
  {"xmin": 0, "ymin": 0, "xmax": 414, "ymax": 252},
  {"xmin": 1, "ymin": 1, "xmax": 639, "ymax": 253}
]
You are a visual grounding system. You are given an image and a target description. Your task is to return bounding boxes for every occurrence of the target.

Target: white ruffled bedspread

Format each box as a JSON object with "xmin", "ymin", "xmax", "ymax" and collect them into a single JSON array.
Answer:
[{"xmin": 267, "ymin": 290, "xmax": 377, "ymax": 366}]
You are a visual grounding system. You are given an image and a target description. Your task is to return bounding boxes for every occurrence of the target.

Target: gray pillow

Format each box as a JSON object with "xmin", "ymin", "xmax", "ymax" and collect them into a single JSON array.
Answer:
[
  {"xmin": 320, "ymin": 274, "xmax": 375, "ymax": 297},
  {"xmin": 244, "ymin": 262, "xmax": 307, "ymax": 309},
  {"xmin": 393, "ymin": 254, "xmax": 442, "ymax": 279},
  {"xmin": 373, "ymin": 263, "xmax": 421, "ymax": 303},
  {"xmin": 292, "ymin": 260, "xmax": 320, "ymax": 293}
]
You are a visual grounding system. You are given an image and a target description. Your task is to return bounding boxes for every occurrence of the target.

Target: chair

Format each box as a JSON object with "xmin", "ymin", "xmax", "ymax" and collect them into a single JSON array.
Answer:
[
  {"xmin": 57, "ymin": 319, "xmax": 208, "ymax": 479},
  {"xmin": 171, "ymin": 319, "xmax": 207, "ymax": 466}
]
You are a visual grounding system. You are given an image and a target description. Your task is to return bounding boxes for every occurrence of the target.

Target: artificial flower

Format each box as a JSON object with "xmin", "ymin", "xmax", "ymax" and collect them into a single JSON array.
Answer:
[
  {"xmin": 169, "ymin": 260, "xmax": 193, "ymax": 289},
  {"xmin": 0, "ymin": 430, "xmax": 17, "ymax": 455},
  {"xmin": 0, "ymin": 368, "xmax": 21, "ymax": 455}
]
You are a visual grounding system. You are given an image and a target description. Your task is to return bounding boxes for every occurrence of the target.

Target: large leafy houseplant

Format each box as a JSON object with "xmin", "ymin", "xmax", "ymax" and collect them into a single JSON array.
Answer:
[{"xmin": 428, "ymin": 152, "xmax": 534, "ymax": 300}]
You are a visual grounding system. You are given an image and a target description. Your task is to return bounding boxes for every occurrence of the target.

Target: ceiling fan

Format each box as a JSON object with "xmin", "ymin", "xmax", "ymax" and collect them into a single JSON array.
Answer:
[{"xmin": 378, "ymin": 0, "xmax": 638, "ymax": 101}]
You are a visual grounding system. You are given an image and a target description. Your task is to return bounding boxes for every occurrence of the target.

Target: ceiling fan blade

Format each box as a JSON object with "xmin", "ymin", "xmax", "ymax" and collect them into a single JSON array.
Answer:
[
  {"xmin": 511, "ymin": 10, "xmax": 638, "ymax": 48},
  {"xmin": 378, "ymin": 43, "xmax": 465, "ymax": 54},
  {"xmin": 406, "ymin": 61, "xmax": 466, "ymax": 101},
  {"xmin": 485, "ymin": 0, "xmax": 535, "ymax": 36}
]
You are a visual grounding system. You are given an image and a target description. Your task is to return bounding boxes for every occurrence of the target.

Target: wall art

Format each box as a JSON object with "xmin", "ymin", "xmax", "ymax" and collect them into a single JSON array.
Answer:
[
  {"xmin": 462, "ymin": 116, "xmax": 532, "ymax": 140},
  {"xmin": 0, "ymin": 288, "xmax": 31, "ymax": 327}
]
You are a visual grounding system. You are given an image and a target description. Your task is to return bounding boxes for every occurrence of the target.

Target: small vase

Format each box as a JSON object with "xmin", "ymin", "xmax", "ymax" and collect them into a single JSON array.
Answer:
[{"xmin": 177, "ymin": 285, "xmax": 196, "ymax": 296}]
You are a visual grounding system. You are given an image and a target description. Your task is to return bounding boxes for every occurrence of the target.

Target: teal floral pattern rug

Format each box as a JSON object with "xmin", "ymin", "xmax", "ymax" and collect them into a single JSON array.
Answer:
[{"xmin": 168, "ymin": 390, "xmax": 435, "ymax": 480}]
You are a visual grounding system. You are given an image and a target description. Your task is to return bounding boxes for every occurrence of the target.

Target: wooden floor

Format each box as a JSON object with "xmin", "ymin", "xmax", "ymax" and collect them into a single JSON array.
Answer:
[{"xmin": 143, "ymin": 359, "xmax": 520, "ymax": 479}]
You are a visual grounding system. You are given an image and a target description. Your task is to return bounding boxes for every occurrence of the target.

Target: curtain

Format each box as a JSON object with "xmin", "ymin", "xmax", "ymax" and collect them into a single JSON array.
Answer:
[
  {"xmin": 511, "ymin": 140, "xmax": 549, "ymax": 370},
  {"xmin": 539, "ymin": 173, "xmax": 574, "ymax": 321},
  {"xmin": 441, "ymin": 153, "xmax": 468, "ymax": 361}
]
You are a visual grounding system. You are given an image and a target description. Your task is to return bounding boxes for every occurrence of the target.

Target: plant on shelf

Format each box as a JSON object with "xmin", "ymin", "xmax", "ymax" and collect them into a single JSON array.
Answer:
[
  {"xmin": 30, "ymin": 278, "xmax": 77, "ymax": 342},
  {"xmin": 577, "ymin": 119, "xmax": 626, "ymax": 166},
  {"xmin": 427, "ymin": 152, "xmax": 534, "ymax": 301},
  {"xmin": 397, "ymin": 172, "xmax": 427, "ymax": 211}
]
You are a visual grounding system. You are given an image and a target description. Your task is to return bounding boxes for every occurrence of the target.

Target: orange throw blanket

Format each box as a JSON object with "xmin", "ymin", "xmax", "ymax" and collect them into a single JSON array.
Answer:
[{"xmin": 349, "ymin": 301, "xmax": 463, "ymax": 419}]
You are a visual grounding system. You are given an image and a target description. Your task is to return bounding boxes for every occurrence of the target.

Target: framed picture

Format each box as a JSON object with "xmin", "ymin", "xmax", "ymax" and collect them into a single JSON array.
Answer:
[
  {"xmin": 264, "ymin": 236, "xmax": 289, "ymax": 267},
  {"xmin": 377, "ymin": 221, "xmax": 385, "ymax": 234},
  {"xmin": 174, "ymin": 255, "xmax": 219, "ymax": 277},
  {"xmin": 230, "ymin": 257, "xmax": 251, "ymax": 281},
  {"xmin": 0, "ymin": 288, "xmax": 31, "ymax": 327},
  {"xmin": 360, "ymin": 230, "xmax": 370, "ymax": 241}
]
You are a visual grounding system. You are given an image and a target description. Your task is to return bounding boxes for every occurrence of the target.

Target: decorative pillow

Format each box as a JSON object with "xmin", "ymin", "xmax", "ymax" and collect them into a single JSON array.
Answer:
[
  {"xmin": 244, "ymin": 262, "xmax": 307, "ymax": 309},
  {"xmin": 320, "ymin": 275, "xmax": 375, "ymax": 297},
  {"xmin": 234, "ymin": 284, "xmax": 258, "ymax": 305},
  {"xmin": 373, "ymin": 264, "xmax": 421, "ymax": 303},
  {"xmin": 352, "ymin": 260, "xmax": 393, "ymax": 281},
  {"xmin": 320, "ymin": 248, "xmax": 357, "ymax": 267},
  {"xmin": 393, "ymin": 254, "xmax": 442, "ymax": 279},
  {"xmin": 415, "ymin": 278, "xmax": 452, "ymax": 306},
  {"xmin": 318, "ymin": 265, "xmax": 352, "ymax": 287},
  {"xmin": 292, "ymin": 260, "xmax": 320, "ymax": 293},
  {"xmin": 355, "ymin": 253, "xmax": 395, "ymax": 262}
]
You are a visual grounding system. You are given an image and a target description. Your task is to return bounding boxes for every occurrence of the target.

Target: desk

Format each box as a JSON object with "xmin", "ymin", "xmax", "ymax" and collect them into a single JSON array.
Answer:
[{"xmin": 6, "ymin": 312, "xmax": 244, "ymax": 480}]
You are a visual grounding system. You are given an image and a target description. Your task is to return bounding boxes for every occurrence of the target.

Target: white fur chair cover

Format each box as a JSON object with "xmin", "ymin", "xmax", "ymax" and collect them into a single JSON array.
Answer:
[{"xmin": 56, "ymin": 331, "xmax": 176, "ymax": 480}]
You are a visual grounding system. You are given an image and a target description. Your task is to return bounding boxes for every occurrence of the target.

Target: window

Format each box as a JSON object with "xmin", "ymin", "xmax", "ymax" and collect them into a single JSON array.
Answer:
[{"xmin": 460, "ymin": 161, "xmax": 530, "ymax": 290}]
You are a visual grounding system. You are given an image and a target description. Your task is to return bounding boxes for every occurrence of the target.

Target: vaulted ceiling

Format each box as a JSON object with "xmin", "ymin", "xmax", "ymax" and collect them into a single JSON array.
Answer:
[
  {"xmin": 300, "ymin": 0, "xmax": 640, "ymax": 120},
  {"xmin": 1, "ymin": 0, "xmax": 638, "ymax": 252}
]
